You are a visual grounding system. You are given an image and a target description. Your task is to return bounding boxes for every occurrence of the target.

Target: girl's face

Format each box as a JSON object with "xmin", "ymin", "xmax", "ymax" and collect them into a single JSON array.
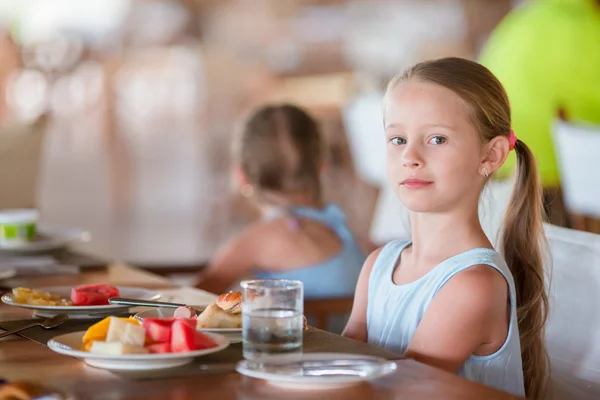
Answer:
[{"xmin": 384, "ymin": 80, "xmax": 485, "ymax": 213}]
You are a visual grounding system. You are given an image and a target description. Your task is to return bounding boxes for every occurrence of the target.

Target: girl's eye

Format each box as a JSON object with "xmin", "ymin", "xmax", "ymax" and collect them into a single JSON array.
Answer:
[
  {"xmin": 429, "ymin": 136, "xmax": 447, "ymax": 145},
  {"xmin": 390, "ymin": 137, "xmax": 406, "ymax": 145}
]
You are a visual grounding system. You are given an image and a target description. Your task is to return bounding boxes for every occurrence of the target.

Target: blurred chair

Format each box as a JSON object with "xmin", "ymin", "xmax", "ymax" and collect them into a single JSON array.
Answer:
[
  {"xmin": 552, "ymin": 120, "xmax": 600, "ymax": 233},
  {"xmin": 304, "ymin": 297, "xmax": 354, "ymax": 333},
  {"xmin": 544, "ymin": 223, "xmax": 600, "ymax": 399},
  {"xmin": 0, "ymin": 116, "xmax": 47, "ymax": 210}
]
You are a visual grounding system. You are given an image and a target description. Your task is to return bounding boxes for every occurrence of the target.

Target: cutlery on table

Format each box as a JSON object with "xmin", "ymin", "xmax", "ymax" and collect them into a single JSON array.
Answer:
[
  {"xmin": 108, "ymin": 298, "xmax": 210, "ymax": 315},
  {"xmin": 0, "ymin": 313, "xmax": 69, "ymax": 339}
]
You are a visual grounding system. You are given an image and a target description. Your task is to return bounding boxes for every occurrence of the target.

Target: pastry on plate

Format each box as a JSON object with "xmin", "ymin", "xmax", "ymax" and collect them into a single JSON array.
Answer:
[{"xmin": 196, "ymin": 291, "xmax": 242, "ymax": 329}]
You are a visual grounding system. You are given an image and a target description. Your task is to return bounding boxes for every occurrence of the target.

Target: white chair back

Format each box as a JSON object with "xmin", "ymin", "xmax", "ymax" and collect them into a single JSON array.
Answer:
[
  {"xmin": 544, "ymin": 223, "xmax": 600, "ymax": 399},
  {"xmin": 553, "ymin": 120, "xmax": 600, "ymax": 218}
]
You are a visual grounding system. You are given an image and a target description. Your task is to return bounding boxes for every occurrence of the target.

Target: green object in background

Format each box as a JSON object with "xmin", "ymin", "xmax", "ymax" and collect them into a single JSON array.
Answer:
[
  {"xmin": 0, "ymin": 222, "xmax": 36, "ymax": 241},
  {"xmin": 0, "ymin": 209, "xmax": 38, "ymax": 246},
  {"xmin": 479, "ymin": 0, "xmax": 600, "ymax": 187}
]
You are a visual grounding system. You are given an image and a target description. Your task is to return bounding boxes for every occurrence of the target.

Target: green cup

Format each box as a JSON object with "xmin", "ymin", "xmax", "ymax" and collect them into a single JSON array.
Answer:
[{"xmin": 0, "ymin": 209, "xmax": 39, "ymax": 247}]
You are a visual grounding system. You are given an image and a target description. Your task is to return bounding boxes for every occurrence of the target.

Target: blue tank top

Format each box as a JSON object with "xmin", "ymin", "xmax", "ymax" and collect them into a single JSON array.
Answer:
[
  {"xmin": 255, "ymin": 204, "xmax": 365, "ymax": 299},
  {"xmin": 367, "ymin": 240, "xmax": 525, "ymax": 397}
]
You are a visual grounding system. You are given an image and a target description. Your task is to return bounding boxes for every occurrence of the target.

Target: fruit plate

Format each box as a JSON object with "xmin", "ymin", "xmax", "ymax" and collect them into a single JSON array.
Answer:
[
  {"xmin": 134, "ymin": 308, "xmax": 243, "ymax": 343},
  {"xmin": 1, "ymin": 286, "xmax": 161, "ymax": 319},
  {"xmin": 47, "ymin": 331, "xmax": 230, "ymax": 370}
]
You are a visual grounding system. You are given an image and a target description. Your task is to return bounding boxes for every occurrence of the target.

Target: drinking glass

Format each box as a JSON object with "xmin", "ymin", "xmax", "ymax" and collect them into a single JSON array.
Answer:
[{"xmin": 240, "ymin": 279, "xmax": 303, "ymax": 360}]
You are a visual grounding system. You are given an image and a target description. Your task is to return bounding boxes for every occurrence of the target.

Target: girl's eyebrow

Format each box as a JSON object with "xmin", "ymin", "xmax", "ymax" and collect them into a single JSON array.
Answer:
[
  {"xmin": 421, "ymin": 123, "xmax": 455, "ymax": 130},
  {"xmin": 384, "ymin": 123, "xmax": 401, "ymax": 130},
  {"xmin": 385, "ymin": 123, "xmax": 455, "ymax": 130}
]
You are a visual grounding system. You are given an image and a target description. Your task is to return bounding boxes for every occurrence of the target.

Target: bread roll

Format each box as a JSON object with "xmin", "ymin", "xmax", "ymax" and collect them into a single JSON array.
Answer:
[
  {"xmin": 196, "ymin": 303, "xmax": 242, "ymax": 329},
  {"xmin": 216, "ymin": 291, "xmax": 241, "ymax": 314}
]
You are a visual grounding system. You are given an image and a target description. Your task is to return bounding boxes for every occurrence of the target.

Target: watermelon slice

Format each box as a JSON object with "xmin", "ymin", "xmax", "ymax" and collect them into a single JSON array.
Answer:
[
  {"xmin": 194, "ymin": 331, "xmax": 217, "ymax": 350},
  {"xmin": 146, "ymin": 342, "xmax": 172, "ymax": 354},
  {"xmin": 70, "ymin": 284, "xmax": 120, "ymax": 306},
  {"xmin": 143, "ymin": 318, "xmax": 173, "ymax": 343},
  {"xmin": 71, "ymin": 290, "xmax": 109, "ymax": 306},
  {"xmin": 74, "ymin": 284, "xmax": 120, "ymax": 298},
  {"xmin": 142, "ymin": 317, "xmax": 214, "ymax": 353},
  {"xmin": 171, "ymin": 319, "xmax": 196, "ymax": 352}
]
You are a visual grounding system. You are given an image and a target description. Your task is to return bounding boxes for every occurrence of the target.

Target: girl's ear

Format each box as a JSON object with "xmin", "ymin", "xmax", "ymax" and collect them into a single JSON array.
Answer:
[{"xmin": 480, "ymin": 135, "xmax": 510, "ymax": 176}]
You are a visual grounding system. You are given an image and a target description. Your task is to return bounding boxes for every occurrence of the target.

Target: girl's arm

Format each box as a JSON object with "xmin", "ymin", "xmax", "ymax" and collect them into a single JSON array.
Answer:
[
  {"xmin": 342, "ymin": 247, "xmax": 382, "ymax": 342},
  {"xmin": 404, "ymin": 265, "xmax": 508, "ymax": 373}
]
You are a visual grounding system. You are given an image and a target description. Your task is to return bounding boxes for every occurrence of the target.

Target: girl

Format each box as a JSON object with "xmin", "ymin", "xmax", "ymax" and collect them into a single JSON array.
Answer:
[
  {"xmin": 343, "ymin": 58, "xmax": 548, "ymax": 399},
  {"xmin": 196, "ymin": 104, "xmax": 366, "ymax": 302}
]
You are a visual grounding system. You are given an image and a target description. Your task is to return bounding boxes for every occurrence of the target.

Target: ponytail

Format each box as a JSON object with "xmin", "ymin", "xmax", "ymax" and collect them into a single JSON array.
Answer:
[{"xmin": 502, "ymin": 139, "xmax": 549, "ymax": 399}]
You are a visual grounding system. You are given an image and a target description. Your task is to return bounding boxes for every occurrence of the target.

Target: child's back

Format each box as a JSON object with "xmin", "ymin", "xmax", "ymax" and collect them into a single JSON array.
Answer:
[{"xmin": 255, "ymin": 203, "xmax": 364, "ymax": 299}]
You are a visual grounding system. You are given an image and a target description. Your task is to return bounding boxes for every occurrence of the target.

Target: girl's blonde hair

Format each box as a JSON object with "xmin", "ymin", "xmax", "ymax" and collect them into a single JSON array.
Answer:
[{"xmin": 387, "ymin": 57, "xmax": 549, "ymax": 399}]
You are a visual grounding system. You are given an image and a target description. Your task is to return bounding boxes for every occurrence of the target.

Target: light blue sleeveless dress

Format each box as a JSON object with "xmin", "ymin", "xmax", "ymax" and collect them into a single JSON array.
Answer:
[
  {"xmin": 367, "ymin": 240, "xmax": 525, "ymax": 397},
  {"xmin": 255, "ymin": 204, "xmax": 366, "ymax": 299}
]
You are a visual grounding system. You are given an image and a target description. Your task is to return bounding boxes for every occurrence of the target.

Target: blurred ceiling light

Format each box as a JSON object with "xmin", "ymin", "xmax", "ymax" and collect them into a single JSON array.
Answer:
[
  {"xmin": 125, "ymin": 0, "xmax": 190, "ymax": 47},
  {"xmin": 21, "ymin": 34, "xmax": 84, "ymax": 72},
  {"xmin": 342, "ymin": 0, "xmax": 467, "ymax": 77},
  {"xmin": 12, "ymin": 0, "xmax": 131, "ymax": 46},
  {"xmin": 6, "ymin": 69, "xmax": 49, "ymax": 121},
  {"xmin": 49, "ymin": 61, "xmax": 104, "ymax": 117}
]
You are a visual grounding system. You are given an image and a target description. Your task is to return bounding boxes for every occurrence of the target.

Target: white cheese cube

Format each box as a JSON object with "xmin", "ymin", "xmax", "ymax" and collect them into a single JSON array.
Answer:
[
  {"xmin": 89, "ymin": 341, "xmax": 148, "ymax": 355},
  {"xmin": 105, "ymin": 317, "xmax": 146, "ymax": 347}
]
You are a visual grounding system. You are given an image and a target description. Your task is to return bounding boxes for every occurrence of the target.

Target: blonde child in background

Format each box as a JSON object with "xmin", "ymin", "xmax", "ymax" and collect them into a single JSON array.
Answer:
[{"xmin": 197, "ymin": 104, "xmax": 366, "ymax": 328}]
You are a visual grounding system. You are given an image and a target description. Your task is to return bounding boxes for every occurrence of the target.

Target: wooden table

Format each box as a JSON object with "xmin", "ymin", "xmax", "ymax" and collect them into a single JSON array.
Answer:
[{"xmin": 0, "ymin": 264, "xmax": 520, "ymax": 399}]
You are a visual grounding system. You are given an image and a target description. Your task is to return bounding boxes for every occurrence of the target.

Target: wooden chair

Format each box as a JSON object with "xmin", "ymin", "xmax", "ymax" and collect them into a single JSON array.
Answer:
[{"xmin": 304, "ymin": 297, "xmax": 354, "ymax": 331}]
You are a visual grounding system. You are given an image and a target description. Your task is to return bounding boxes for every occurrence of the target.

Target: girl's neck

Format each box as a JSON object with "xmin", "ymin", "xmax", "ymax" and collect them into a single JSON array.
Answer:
[
  {"xmin": 408, "ymin": 205, "xmax": 491, "ymax": 265},
  {"xmin": 257, "ymin": 191, "xmax": 322, "ymax": 216}
]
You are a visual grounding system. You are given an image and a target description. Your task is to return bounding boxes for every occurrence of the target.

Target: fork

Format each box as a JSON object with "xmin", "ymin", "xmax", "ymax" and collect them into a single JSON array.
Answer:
[{"xmin": 0, "ymin": 313, "xmax": 69, "ymax": 339}]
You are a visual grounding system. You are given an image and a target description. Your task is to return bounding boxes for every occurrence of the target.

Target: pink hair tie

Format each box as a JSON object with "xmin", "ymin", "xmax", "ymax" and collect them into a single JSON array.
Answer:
[{"xmin": 509, "ymin": 130, "xmax": 517, "ymax": 151}]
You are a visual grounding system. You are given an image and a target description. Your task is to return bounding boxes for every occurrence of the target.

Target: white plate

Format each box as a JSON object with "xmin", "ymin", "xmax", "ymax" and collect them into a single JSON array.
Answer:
[
  {"xmin": 47, "ymin": 331, "xmax": 230, "ymax": 370},
  {"xmin": 0, "ymin": 226, "xmax": 91, "ymax": 253},
  {"xmin": 1, "ymin": 286, "xmax": 161, "ymax": 318},
  {"xmin": 134, "ymin": 308, "xmax": 243, "ymax": 343},
  {"xmin": 236, "ymin": 353, "xmax": 397, "ymax": 390},
  {"xmin": 0, "ymin": 267, "xmax": 16, "ymax": 280}
]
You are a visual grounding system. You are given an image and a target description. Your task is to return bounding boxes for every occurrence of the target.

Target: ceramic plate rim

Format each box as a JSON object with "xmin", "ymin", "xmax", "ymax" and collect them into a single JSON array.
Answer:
[
  {"xmin": 47, "ymin": 331, "xmax": 230, "ymax": 361},
  {"xmin": 236, "ymin": 353, "xmax": 398, "ymax": 384},
  {"xmin": 1, "ymin": 285, "xmax": 161, "ymax": 311},
  {"xmin": 0, "ymin": 268, "xmax": 16, "ymax": 280}
]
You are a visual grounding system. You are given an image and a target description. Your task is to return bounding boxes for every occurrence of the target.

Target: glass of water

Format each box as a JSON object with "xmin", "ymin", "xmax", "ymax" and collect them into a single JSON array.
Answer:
[{"xmin": 240, "ymin": 279, "xmax": 304, "ymax": 360}]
